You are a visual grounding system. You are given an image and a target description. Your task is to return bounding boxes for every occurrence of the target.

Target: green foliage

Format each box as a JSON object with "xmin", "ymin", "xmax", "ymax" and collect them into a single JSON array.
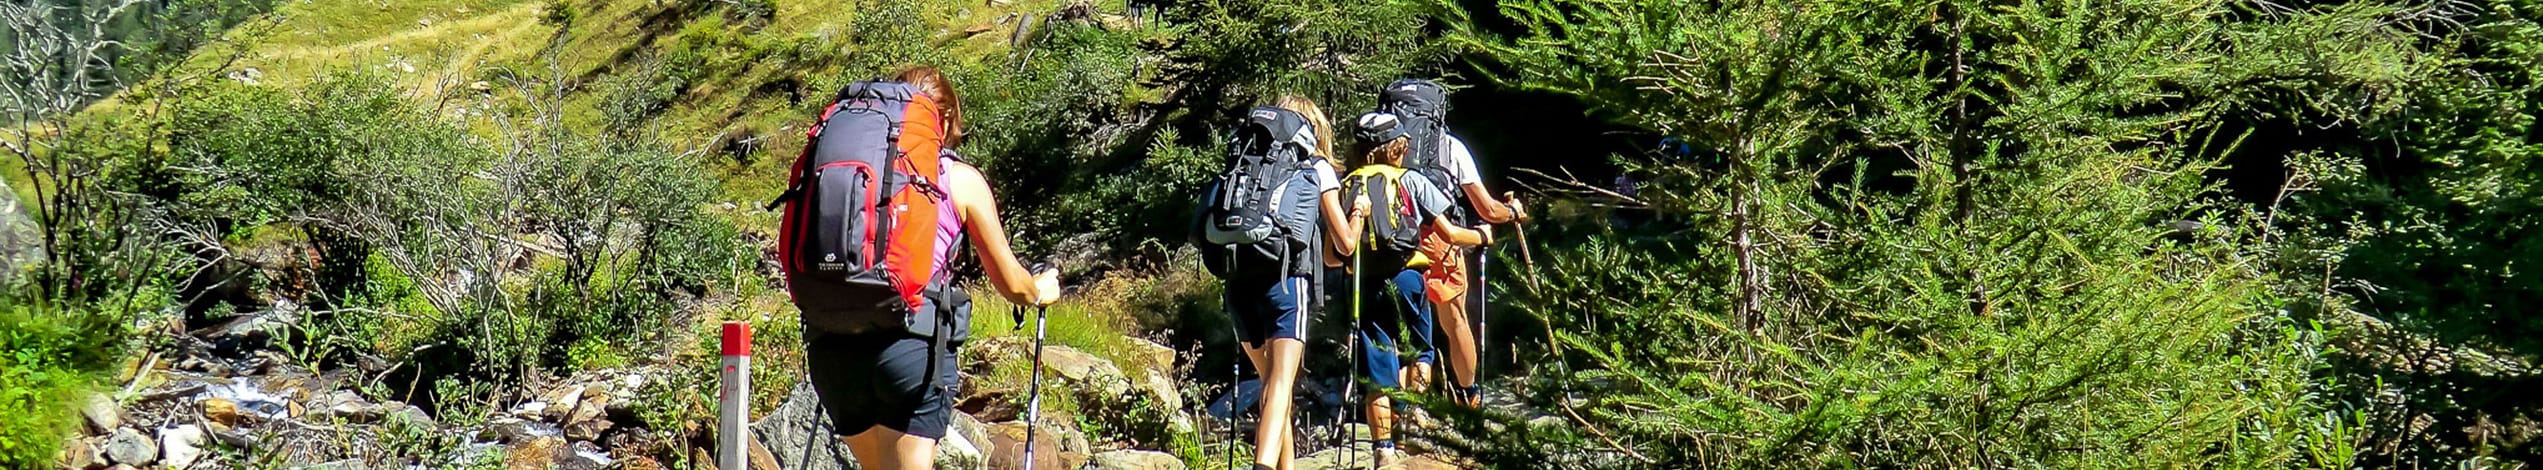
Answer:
[
  {"xmin": 0, "ymin": 286, "xmax": 164, "ymax": 468},
  {"xmin": 2262, "ymin": 0, "xmax": 2543, "ymax": 463},
  {"xmin": 1450, "ymin": 0, "xmax": 2404, "ymax": 465}
]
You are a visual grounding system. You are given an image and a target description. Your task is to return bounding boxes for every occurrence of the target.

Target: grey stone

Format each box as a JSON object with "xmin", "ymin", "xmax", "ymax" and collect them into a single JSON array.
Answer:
[
  {"xmin": 158, "ymin": 425, "xmax": 205, "ymax": 469},
  {"xmin": 750, "ymin": 382, "xmax": 858, "ymax": 470},
  {"xmin": 59, "ymin": 436, "xmax": 99, "ymax": 470},
  {"xmin": 101, "ymin": 428, "xmax": 154, "ymax": 465},
  {"xmin": 1040, "ymin": 346, "xmax": 1133, "ymax": 398},
  {"xmin": 0, "ymin": 177, "xmax": 41, "ymax": 283},
  {"xmin": 1081, "ymin": 450, "xmax": 1184, "ymax": 470},
  {"xmin": 383, "ymin": 402, "xmax": 433, "ymax": 427},
  {"xmin": 936, "ymin": 412, "xmax": 985, "ymax": 470},
  {"xmin": 79, "ymin": 393, "xmax": 120, "ymax": 435}
]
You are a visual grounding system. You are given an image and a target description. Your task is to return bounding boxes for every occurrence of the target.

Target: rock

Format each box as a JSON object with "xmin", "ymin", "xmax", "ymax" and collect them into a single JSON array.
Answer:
[
  {"xmin": 479, "ymin": 417, "xmax": 551, "ymax": 444},
  {"xmin": 566, "ymin": 394, "xmax": 609, "ymax": 425},
  {"xmin": 158, "ymin": 425, "xmax": 205, "ymax": 469},
  {"xmin": 936, "ymin": 413, "xmax": 983, "ymax": 469},
  {"xmin": 749, "ymin": 382, "xmax": 857, "ymax": 470},
  {"xmin": 747, "ymin": 438, "xmax": 781, "ymax": 470},
  {"xmin": 504, "ymin": 436, "xmax": 564, "ymax": 470},
  {"xmin": 562, "ymin": 417, "xmax": 612, "ymax": 442},
  {"xmin": 560, "ymin": 443, "xmax": 611, "ymax": 470},
  {"xmin": 0, "ymin": 177, "xmax": 41, "ymax": 282},
  {"xmin": 690, "ymin": 448, "xmax": 719, "ymax": 470},
  {"xmin": 1041, "ymin": 346, "xmax": 1133, "ymax": 397},
  {"xmin": 619, "ymin": 456, "xmax": 662, "ymax": 470},
  {"xmin": 1082, "ymin": 450, "xmax": 1183, "ymax": 470},
  {"xmin": 59, "ymin": 437, "xmax": 98, "ymax": 470},
  {"xmin": 1125, "ymin": 337, "xmax": 1176, "ymax": 374},
  {"xmin": 101, "ymin": 428, "xmax": 154, "ymax": 465},
  {"xmin": 469, "ymin": 81, "xmax": 492, "ymax": 92},
  {"xmin": 536, "ymin": 385, "xmax": 585, "ymax": 421},
  {"xmin": 200, "ymin": 398, "xmax": 242, "ymax": 427},
  {"xmin": 986, "ymin": 420, "xmax": 1088, "ymax": 470},
  {"xmin": 379, "ymin": 402, "xmax": 433, "ymax": 427},
  {"xmin": 80, "ymin": 394, "xmax": 121, "ymax": 435}
]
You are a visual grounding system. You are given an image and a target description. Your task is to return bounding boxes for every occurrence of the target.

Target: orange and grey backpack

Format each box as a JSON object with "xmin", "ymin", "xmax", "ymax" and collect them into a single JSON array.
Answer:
[{"xmin": 770, "ymin": 81, "xmax": 969, "ymax": 337}]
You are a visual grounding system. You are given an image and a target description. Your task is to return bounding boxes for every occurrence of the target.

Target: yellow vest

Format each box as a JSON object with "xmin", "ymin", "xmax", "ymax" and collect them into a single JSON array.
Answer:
[{"xmin": 1346, "ymin": 164, "xmax": 1429, "ymax": 268}]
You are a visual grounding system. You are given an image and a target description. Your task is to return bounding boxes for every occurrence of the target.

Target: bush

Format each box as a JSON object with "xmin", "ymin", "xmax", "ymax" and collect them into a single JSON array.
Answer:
[
  {"xmin": 1446, "ymin": 0, "xmax": 2395, "ymax": 465},
  {"xmin": 0, "ymin": 288, "xmax": 164, "ymax": 468}
]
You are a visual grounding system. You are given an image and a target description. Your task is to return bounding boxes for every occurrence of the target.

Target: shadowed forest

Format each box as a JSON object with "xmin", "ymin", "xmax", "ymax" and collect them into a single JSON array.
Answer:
[{"xmin": 6, "ymin": 0, "xmax": 2543, "ymax": 468}]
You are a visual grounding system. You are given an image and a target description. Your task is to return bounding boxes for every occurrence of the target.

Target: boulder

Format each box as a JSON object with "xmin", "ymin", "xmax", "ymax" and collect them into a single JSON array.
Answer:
[
  {"xmin": 0, "ymin": 178, "xmax": 40, "ymax": 283},
  {"xmin": 101, "ymin": 427, "xmax": 154, "ymax": 465},
  {"xmin": 59, "ymin": 437, "xmax": 98, "ymax": 470},
  {"xmin": 80, "ymin": 393, "xmax": 121, "ymax": 434},
  {"xmin": 534, "ymin": 385, "xmax": 585, "ymax": 422},
  {"xmin": 158, "ymin": 425, "xmax": 205, "ymax": 469},
  {"xmin": 1040, "ymin": 346, "xmax": 1133, "ymax": 398},
  {"xmin": 985, "ymin": 420, "xmax": 1088, "ymax": 470},
  {"xmin": 1081, "ymin": 450, "xmax": 1183, "ymax": 470},
  {"xmin": 936, "ymin": 412, "xmax": 986, "ymax": 469},
  {"xmin": 504, "ymin": 436, "xmax": 565, "ymax": 470},
  {"xmin": 749, "ymin": 382, "xmax": 857, "ymax": 470},
  {"xmin": 200, "ymin": 398, "xmax": 243, "ymax": 428},
  {"xmin": 1124, "ymin": 337, "xmax": 1176, "ymax": 376}
]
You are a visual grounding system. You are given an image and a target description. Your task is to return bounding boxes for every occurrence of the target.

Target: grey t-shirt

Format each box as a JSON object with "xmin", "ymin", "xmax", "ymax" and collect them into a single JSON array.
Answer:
[{"xmin": 1397, "ymin": 168, "xmax": 1455, "ymax": 226}]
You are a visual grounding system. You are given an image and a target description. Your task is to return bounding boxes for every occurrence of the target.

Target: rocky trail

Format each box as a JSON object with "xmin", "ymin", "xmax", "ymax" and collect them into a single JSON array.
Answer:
[{"xmin": 49, "ymin": 299, "xmax": 1507, "ymax": 470}]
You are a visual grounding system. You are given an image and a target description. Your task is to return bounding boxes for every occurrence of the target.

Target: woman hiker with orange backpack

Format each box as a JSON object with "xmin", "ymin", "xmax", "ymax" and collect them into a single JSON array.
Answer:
[{"xmin": 769, "ymin": 65, "xmax": 1063, "ymax": 470}]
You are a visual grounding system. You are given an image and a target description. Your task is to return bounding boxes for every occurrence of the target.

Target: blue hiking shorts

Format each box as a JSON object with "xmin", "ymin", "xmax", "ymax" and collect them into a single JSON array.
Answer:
[{"xmin": 1229, "ymin": 274, "xmax": 1311, "ymax": 346}]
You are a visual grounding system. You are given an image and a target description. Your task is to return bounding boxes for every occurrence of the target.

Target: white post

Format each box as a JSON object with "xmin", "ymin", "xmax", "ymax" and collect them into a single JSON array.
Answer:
[{"xmin": 720, "ymin": 322, "xmax": 751, "ymax": 470}]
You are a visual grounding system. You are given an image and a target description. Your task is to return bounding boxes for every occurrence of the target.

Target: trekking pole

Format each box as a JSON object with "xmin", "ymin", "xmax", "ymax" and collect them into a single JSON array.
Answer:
[
  {"xmin": 1022, "ymin": 264, "xmax": 1056, "ymax": 470},
  {"xmin": 1513, "ymin": 219, "xmax": 1543, "ymax": 292},
  {"xmin": 1475, "ymin": 240, "xmax": 1490, "ymax": 407},
  {"xmin": 1346, "ymin": 232, "xmax": 1364, "ymax": 469}
]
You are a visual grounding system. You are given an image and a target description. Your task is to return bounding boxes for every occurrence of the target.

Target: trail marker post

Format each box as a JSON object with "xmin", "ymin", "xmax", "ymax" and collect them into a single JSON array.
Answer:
[{"xmin": 720, "ymin": 322, "xmax": 751, "ymax": 470}]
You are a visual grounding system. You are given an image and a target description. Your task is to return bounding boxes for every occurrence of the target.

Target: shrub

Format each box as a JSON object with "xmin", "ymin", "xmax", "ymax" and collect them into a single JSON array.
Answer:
[{"xmin": 1445, "ymin": 0, "xmax": 2398, "ymax": 465}]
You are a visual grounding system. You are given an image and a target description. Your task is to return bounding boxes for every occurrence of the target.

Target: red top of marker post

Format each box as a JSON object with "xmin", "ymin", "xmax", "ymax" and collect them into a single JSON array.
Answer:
[{"xmin": 721, "ymin": 322, "xmax": 750, "ymax": 357}]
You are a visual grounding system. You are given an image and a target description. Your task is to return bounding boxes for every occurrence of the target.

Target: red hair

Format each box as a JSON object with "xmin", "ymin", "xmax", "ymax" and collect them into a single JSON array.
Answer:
[{"xmin": 895, "ymin": 65, "xmax": 964, "ymax": 149}]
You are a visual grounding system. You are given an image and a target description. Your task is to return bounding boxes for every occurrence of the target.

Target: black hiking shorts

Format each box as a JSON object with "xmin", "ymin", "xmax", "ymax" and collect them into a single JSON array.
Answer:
[{"xmin": 803, "ymin": 327, "xmax": 962, "ymax": 439}]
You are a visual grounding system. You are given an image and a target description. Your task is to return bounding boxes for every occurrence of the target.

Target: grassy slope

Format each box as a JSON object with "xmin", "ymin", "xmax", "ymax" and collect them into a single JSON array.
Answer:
[{"xmin": 161, "ymin": 0, "xmax": 1149, "ymax": 415}]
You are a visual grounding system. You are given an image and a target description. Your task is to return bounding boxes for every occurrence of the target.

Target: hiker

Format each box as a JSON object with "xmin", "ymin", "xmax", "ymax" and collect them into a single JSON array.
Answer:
[
  {"xmin": 1342, "ymin": 111, "xmax": 1483, "ymax": 466},
  {"xmin": 773, "ymin": 65, "xmax": 1062, "ymax": 470},
  {"xmin": 1196, "ymin": 95, "xmax": 1356, "ymax": 470},
  {"xmin": 1372, "ymin": 79, "xmax": 1526, "ymax": 407}
]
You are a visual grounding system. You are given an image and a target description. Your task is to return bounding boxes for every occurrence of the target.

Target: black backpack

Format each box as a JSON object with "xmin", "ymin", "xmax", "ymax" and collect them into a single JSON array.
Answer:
[
  {"xmin": 1378, "ymin": 79, "xmax": 1467, "ymax": 224},
  {"xmin": 1340, "ymin": 164, "xmax": 1424, "ymax": 268},
  {"xmin": 1197, "ymin": 106, "xmax": 1324, "ymax": 280}
]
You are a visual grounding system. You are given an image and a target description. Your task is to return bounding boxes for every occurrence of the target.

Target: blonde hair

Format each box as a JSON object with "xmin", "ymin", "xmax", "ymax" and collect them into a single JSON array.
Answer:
[{"xmin": 1273, "ymin": 95, "xmax": 1335, "ymax": 166}]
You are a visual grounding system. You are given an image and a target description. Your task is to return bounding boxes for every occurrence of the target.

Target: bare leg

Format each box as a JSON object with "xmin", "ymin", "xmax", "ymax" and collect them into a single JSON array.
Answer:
[
  {"xmin": 1248, "ymin": 337, "xmax": 1305, "ymax": 470},
  {"xmin": 1432, "ymin": 294, "xmax": 1479, "ymax": 406},
  {"xmin": 843, "ymin": 425, "xmax": 939, "ymax": 470}
]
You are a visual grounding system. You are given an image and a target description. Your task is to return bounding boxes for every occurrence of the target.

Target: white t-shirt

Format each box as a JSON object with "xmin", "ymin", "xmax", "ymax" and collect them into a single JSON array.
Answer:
[
  {"xmin": 1312, "ymin": 159, "xmax": 1341, "ymax": 193},
  {"xmin": 1441, "ymin": 134, "xmax": 1482, "ymax": 187}
]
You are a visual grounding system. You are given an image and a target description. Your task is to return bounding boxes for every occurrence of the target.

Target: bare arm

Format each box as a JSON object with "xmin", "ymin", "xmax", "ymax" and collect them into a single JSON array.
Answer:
[
  {"xmin": 947, "ymin": 162, "xmax": 1059, "ymax": 305},
  {"xmin": 1460, "ymin": 183, "xmax": 1526, "ymax": 224},
  {"xmin": 1429, "ymin": 217, "xmax": 1489, "ymax": 247},
  {"xmin": 1320, "ymin": 189, "xmax": 1362, "ymax": 266}
]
